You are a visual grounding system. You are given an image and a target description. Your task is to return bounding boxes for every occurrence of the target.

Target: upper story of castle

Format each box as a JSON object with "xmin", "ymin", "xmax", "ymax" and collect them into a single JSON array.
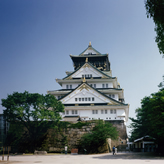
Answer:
[{"xmin": 70, "ymin": 42, "xmax": 110, "ymax": 72}]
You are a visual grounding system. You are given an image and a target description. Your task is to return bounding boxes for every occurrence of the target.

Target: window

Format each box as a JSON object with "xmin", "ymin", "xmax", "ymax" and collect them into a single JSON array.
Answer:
[
  {"xmin": 106, "ymin": 84, "xmax": 108, "ymax": 88},
  {"xmin": 112, "ymin": 94, "xmax": 115, "ymax": 98},
  {"xmin": 90, "ymin": 84, "xmax": 92, "ymax": 87},
  {"xmin": 114, "ymin": 109, "xmax": 116, "ymax": 114},
  {"xmin": 75, "ymin": 110, "xmax": 77, "ymax": 114},
  {"xmin": 58, "ymin": 96, "xmax": 61, "ymax": 99},
  {"xmin": 102, "ymin": 84, "xmax": 105, "ymax": 88},
  {"xmin": 72, "ymin": 110, "xmax": 74, "ymax": 114},
  {"xmin": 75, "ymin": 97, "xmax": 96, "ymax": 102},
  {"xmin": 82, "ymin": 75, "xmax": 84, "ymax": 78},
  {"xmin": 110, "ymin": 109, "xmax": 113, "ymax": 114},
  {"xmin": 101, "ymin": 110, "xmax": 103, "ymax": 114},
  {"xmin": 66, "ymin": 111, "xmax": 69, "ymax": 115},
  {"xmin": 109, "ymin": 94, "xmax": 111, "ymax": 97},
  {"xmin": 105, "ymin": 110, "xmax": 107, "ymax": 114},
  {"xmin": 66, "ymin": 85, "xmax": 69, "ymax": 89},
  {"xmin": 92, "ymin": 110, "xmax": 98, "ymax": 114},
  {"xmin": 90, "ymin": 74, "xmax": 92, "ymax": 78},
  {"xmin": 70, "ymin": 85, "xmax": 72, "ymax": 89},
  {"xmin": 94, "ymin": 84, "xmax": 96, "ymax": 88}
]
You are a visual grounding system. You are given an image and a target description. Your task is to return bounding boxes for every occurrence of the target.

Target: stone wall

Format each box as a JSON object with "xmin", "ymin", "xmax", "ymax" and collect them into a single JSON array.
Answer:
[
  {"xmin": 43, "ymin": 120, "xmax": 127, "ymax": 153},
  {"xmin": 45, "ymin": 122, "xmax": 96, "ymax": 153},
  {"xmin": 106, "ymin": 120, "xmax": 127, "ymax": 139}
]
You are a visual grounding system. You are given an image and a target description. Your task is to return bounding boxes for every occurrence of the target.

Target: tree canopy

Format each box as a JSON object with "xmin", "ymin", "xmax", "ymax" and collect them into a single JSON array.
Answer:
[
  {"xmin": 78, "ymin": 121, "xmax": 118, "ymax": 154},
  {"xmin": 129, "ymin": 88, "xmax": 164, "ymax": 153},
  {"xmin": 145, "ymin": 0, "xmax": 164, "ymax": 55},
  {"xmin": 1, "ymin": 91, "xmax": 64, "ymax": 152}
]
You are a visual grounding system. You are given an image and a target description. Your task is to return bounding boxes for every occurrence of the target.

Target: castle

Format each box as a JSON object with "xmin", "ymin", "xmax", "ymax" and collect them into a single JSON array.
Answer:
[{"xmin": 48, "ymin": 42, "xmax": 129, "ymax": 138}]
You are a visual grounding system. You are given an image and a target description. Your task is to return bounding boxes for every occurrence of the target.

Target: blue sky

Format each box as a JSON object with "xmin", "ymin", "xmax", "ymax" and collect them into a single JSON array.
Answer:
[{"xmin": 0, "ymin": 0, "xmax": 164, "ymax": 134}]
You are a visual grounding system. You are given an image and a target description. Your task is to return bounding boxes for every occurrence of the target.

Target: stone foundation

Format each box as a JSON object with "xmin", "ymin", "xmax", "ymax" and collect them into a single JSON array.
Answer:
[{"xmin": 42, "ymin": 121, "xmax": 127, "ymax": 153}]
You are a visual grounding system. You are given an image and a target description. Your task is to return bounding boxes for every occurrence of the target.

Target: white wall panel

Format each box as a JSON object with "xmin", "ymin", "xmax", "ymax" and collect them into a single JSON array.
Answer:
[{"xmin": 117, "ymin": 109, "xmax": 125, "ymax": 117}]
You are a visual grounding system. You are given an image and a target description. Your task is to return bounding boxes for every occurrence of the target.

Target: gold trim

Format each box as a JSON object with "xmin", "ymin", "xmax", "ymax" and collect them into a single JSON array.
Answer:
[
  {"xmin": 75, "ymin": 104, "xmax": 79, "ymax": 106},
  {"xmin": 66, "ymin": 76, "xmax": 72, "ymax": 79},
  {"xmin": 102, "ymin": 75, "xmax": 107, "ymax": 79},
  {"xmin": 83, "ymin": 77, "xmax": 86, "ymax": 82},
  {"xmin": 90, "ymin": 104, "xmax": 94, "ymax": 106},
  {"xmin": 78, "ymin": 83, "xmax": 90, "ymax": 91},
  {"xmin": 83, "ymin": 63, "xmax": 90, "ymax": 68},
  {"xmin": 85, "ymin": 57, "xmax": 88, "ymax": 63}
]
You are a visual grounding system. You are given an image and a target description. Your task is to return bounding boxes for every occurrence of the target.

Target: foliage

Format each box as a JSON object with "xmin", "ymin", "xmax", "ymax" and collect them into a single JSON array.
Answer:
[
  {"xmin": 129, "ymin": 88, "xmax": 164, "ymax": 153},
  {"xmin": 78, "ymin": 120, "xmax": 118, "ymax": 154},
  {"xmin": 1, "ymin": 91, "xmax": 64, "ymax": 152},
  {"xmin": 158, "ymin": 75, "xmax": 164, "ymax": 89},
  {"xmin": 145, "ymin": 0, "xmax": 164, "ymax": 55}
]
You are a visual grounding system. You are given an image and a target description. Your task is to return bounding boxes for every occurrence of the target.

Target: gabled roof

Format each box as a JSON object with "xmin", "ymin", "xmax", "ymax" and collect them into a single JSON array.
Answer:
[
  {"xmin": 62, "ymin": 61, "xmax": 114, "ymax": 80},
  {"xmin": 79, "ymin": 42, "xmax": 102, "ymax": 56},
  {"xmin": 59, "ymin": 81, "xmax": 128, "ymax": 106},
  {"xmin": 70, "ymin": 42, "xmax": 108, "ymax": 57}
]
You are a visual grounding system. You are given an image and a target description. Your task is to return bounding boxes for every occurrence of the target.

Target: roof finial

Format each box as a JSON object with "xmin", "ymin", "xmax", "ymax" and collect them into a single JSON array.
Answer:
[
  {"xmin": 89, "ymin": 41, "xmax": 91, "ymax": 47},
  {"xmin": 83, "ymin": 76, "xmax": 86, "ymax": 82},
  {"xmin": 85, "ymin": 57, "xmax": 88, "ymax": 63}
]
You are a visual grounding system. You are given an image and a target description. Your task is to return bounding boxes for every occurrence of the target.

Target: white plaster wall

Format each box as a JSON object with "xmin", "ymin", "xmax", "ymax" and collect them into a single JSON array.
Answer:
[
  {"xmin": 83, "ymin": 49, "xmax": 97, "ymax": 54},
  {"xmin": 62, "ymin": 109, "xmax": 125, "ymax": 121},
  {"xmin": 62, "ymin": 87, "xmax": 115, "ymax": 104},
  {"xmin": 62, "ymin": 82, "xmax": 113, "ymax": 89},
  {"xmin": 117, "ymin": 109, "xmax": 125, "ymax": 117},
  {"xmin": 72, "ymin": 67, "xmax": 102, "ymax": 78},
  {"xmin": 105, "ymin": 94, "xmax": 118, "ymax": 101},
  {"xmin": 62, "ymin": 83, "xmax": 80, "ymax": 89}
]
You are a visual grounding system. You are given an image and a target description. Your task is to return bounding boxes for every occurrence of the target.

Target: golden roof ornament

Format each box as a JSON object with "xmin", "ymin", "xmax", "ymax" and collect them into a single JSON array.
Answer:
[
  {"xmin": 89, "ymin": 41, "xmax": 91, "ymax": 47},
  {"xmin": 85, "ymin": 57, "xmax": 88, "ymax": 63},
  {"xmin": 83, "ymin": 76, "xmax": 86, "ymax": 82}
]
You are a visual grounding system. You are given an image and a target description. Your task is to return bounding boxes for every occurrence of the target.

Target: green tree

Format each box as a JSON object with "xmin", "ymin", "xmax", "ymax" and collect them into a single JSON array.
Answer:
[
  {"xmin": 1, "ymin": 91, "xmax": 64, "ymax": 152},
  {"xmin": 145, "ymin": 0, "xmax": 164, "ymax": 55},
  {"xmin": 158, "ymin": 75, "xmax": 164, "ymax": 89},
  {"xmin": 129, "ymin": 89, "xmax": 164, "ymax": 153},
  {"xmin": 78, "ymin": 121, "xmax": 118, "ymax": 154}
]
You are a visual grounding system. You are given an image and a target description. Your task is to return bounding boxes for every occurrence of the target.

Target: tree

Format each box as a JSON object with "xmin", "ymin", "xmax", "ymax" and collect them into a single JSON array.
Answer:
[
  {"xmin": 78, "ymin": 121, "xmax": 118, "ymax": 154},
  {"xmin": 129, "ymin": 89, "xmax": 164, "ymax": 153},
  {"xmin": 158, "ymin": 75, "xmax": 164, "ymax": 89},
  {"xmin": 1, "ymin": 91, "xmax": 64, "ymax": 152},
  {"xmin": 145, "ymin": 0, "xmax": 164, "ymax": 55}
]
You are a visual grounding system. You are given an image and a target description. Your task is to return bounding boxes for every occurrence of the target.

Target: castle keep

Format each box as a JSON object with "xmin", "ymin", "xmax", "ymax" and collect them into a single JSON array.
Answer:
[{"xmin": 48, "ymin": 42, "xmax": 129, "ymax": 138}]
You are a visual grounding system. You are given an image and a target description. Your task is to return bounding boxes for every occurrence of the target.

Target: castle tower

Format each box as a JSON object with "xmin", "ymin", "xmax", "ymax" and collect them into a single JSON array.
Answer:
[{"xmin": 48, "ymin": 43, "xmax": 129, "ymax": 131}]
